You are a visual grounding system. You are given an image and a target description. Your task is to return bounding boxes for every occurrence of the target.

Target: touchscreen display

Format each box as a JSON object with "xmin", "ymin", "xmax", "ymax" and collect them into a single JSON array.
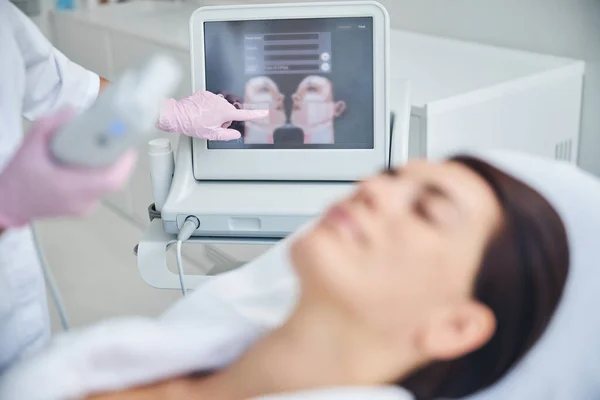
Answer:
[{"xmin": 203, "ymin": 17, "xmax": 374, "ymax": 149}]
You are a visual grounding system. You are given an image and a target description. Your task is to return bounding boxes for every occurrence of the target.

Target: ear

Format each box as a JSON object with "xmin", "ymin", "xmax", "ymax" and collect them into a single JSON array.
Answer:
[
  {"xmin": 417, "ymin": 302, "xmax": 496, "ymax": 361},
  {"xmin": 334, "ymin": 100, "xmax": 346, "ymax": 117}
]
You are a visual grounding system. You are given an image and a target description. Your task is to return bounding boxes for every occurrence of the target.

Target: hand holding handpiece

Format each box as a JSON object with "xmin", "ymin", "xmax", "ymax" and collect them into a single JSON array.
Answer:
[
  {"xmin": 0, "ymin": 109, "xmax": 136, "ymax": 228},
  {"xmin": 157, "ymin": 90, "xmax": 269, "ymax": 141},
  {"xmin": 0, "ymin": 54, "xmax": 182, "ymax": 228},
  {"xmin": 52, "ymin": 55, "xmax": 182, "ymax": 168}
]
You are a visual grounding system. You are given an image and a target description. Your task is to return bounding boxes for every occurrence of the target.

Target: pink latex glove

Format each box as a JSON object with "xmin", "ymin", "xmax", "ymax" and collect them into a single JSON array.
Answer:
[
  {"xmin": 0, "ymin": 108, "xmax": 137, "ymax": 228},
  {"xmin": 157, "ymin": 91, "xmax": 269, "ymax": 140}
]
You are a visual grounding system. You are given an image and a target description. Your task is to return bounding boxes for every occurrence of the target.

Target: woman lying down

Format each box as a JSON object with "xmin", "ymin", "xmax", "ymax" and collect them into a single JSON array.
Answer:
[{"xmin": 3, "ymin": 149, "xmax": 594, "ymax": 400}]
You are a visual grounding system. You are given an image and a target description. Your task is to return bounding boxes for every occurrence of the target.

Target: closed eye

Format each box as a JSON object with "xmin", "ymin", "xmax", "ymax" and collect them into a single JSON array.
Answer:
[{"xmin": 415, "ymin": 190, "xmax": 461, "ymax": 229}]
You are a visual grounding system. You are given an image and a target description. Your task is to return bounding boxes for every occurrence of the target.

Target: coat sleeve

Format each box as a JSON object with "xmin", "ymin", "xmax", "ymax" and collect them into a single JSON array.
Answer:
[{"xmin": 6, "ymin": 0, "xmax": 100, "ymax": 120}]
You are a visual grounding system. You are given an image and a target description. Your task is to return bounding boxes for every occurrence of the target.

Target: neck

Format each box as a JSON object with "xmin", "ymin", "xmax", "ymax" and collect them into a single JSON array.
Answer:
[{"xmin": 189, "ymin": 298, "xmax": 419, "ymax": 399}]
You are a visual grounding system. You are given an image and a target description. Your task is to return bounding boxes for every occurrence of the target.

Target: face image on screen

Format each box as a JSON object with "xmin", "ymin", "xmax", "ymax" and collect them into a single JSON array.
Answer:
[{"xmin": 203, "ymin": 17, "xmax": 375, "ymax": 150}]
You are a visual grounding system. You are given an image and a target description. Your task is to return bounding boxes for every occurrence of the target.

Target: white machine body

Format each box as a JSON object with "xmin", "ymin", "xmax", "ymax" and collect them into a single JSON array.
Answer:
[
  {"xmin": 162, "ymin": 137, "xmax": 359, "ymax": 238},
  {"xmin": 158, "ymin": 1, "xmax": 410, "ymax": 239},
  {"xmin": 52, "ymin": 55, "xmax": 182, "ymax": 168}
]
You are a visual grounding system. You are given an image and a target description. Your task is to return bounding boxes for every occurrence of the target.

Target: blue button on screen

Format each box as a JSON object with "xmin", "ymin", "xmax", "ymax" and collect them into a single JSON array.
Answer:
[{"xmin": 109, "ymin": 120, "xmax": 127, "ymax": 137}]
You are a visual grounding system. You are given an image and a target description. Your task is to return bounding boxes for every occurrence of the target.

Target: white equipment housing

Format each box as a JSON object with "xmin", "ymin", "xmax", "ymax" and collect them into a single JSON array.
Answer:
[
  {"xmin": 137, "ymin": 1, "xmax": 411, "ymax": 289},
  {"xmin": 161, "ymin": 1, "xmax": 407, "ymax": 240}
]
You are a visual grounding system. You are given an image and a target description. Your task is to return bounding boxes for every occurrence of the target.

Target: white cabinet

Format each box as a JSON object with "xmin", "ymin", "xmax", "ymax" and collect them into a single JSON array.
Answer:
[{"xmin": 389, "ymin": 30, "xmax": 584, "ymax": 163}]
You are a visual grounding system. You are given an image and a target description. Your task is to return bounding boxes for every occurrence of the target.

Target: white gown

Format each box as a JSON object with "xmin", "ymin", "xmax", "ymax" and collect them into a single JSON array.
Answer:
[{"xmin": 0, "ymin": 0, "xmax": 99, "ymax": 372}]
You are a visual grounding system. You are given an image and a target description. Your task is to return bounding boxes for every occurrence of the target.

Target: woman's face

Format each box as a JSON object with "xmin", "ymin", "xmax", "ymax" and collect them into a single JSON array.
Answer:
[{"xmin": 290, "ymin": 159, "xmax": 502, "ymax": 356}]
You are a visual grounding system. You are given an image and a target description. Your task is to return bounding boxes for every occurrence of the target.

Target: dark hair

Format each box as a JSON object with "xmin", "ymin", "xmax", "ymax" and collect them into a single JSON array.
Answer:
[{"xmin": 400, "ymin": 156, "xmax": 570, "ymax": 399}]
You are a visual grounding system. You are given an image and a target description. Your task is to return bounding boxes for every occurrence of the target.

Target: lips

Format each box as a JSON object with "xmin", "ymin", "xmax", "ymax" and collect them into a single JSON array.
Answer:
[{"xmin": 323, "ymin": 204, "xmax": 366, "ymax": 244}]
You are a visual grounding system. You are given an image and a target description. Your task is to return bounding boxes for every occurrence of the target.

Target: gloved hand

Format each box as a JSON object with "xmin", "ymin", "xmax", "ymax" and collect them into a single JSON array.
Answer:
[
  {"xmin": 0, "ymin": 108, "xmax": 136, "ymax": 228},
  {"xmin": 157, "ymin": 91, "xmax": 269, "ymax": 141}
]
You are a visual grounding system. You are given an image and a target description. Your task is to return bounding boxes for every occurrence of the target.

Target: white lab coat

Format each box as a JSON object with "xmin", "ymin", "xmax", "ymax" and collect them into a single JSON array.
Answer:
[{"xmin": 0, "ymin": 0, "xmax": 100, "ymax": 372}]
